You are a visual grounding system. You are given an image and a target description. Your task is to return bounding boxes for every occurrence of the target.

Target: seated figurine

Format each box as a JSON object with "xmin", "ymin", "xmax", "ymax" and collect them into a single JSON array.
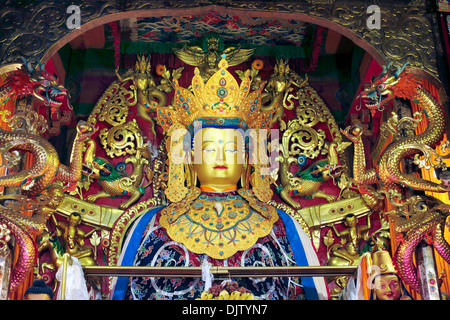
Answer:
[{"xmin": 111, "ymin": 57, "xmax": 329, "ymax": 300}]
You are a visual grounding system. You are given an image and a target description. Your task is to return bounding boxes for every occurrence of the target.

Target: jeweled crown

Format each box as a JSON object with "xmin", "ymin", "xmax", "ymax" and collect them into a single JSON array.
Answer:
[{"xmin": 155, "ymin": 56, "xmax": 278, "ymax": 133}]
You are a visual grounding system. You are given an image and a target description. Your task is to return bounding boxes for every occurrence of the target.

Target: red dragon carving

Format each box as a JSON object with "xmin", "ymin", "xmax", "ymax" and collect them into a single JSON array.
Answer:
[{"xmin": 0, "ymin": 57, "xmax": 69, "ymax": 108}]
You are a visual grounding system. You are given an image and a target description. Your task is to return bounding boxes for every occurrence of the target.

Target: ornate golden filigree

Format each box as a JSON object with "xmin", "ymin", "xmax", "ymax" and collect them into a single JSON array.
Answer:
[
  {"xmin": 88, "ymin": 81, "xmax": 133, "ymax": 127},
  {"xmin": 98, "ymin": 83, "xmax": 133, "ymax": 127},
  {"xmin": 282, "ymin": 120, "xmax": 327, "ymax": 160},
  {"xmin": 0, "ymin": 103, "xmax": 48, "ymax": 136},
  {"xmin": 99, "ymin": 119, "xmax": 144, "ymax": 158},
  {"xmin": 277, "ymin": 75, "xmax": 351, "ymax": 211}
]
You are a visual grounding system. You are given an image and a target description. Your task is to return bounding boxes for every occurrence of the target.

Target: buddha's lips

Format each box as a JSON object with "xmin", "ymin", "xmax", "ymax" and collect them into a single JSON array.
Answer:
[{"xmin": 214, "ymin": 165, "xmax": 228, "ymax": 169}]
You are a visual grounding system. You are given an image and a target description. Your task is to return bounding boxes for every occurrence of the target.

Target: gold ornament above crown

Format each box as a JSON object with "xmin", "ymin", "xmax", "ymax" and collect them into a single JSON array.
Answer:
[{"xmin": 155, "ymin": 56, "xmax": 278, "ymax": 133}]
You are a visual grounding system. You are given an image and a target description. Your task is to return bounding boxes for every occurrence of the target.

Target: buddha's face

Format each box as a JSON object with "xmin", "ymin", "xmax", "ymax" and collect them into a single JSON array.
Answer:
[
  {"xmin": 192, "ymin": 128, "xmax": 245, "ymax": 191},
  {"xmin": 373, "ymin": 274, "xmax": 402, "ymax": 300}
]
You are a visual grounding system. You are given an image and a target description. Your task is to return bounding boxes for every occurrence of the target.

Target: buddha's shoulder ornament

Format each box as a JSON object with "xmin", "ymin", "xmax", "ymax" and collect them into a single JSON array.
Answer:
[
  {"xmin": 238, "ymin": 188, "xmax": 278, "ymax": 220},
  {"xmin": 161, "ymin": 186, "xmax": 201, "ymax": 223}
]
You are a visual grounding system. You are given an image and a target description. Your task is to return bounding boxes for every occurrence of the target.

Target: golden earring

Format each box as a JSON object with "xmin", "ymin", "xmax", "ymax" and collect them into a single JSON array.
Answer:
[
  {"xmin": 251, "ymin": 133, "xmax": 273, "ymax": 203},
  {"xmin": 164, "ymin": 123, "xmax": 188, "ymax": 203}
]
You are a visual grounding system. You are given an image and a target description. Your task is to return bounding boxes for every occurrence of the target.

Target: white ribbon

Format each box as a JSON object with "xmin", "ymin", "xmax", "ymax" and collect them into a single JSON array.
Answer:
[
  {"xmin": 55, "ymin": 256, "xmax": 90, "ymax": 300},
  {"xmin": 201, "ymin": 259, "xmax": 214, "ymax": 291}
]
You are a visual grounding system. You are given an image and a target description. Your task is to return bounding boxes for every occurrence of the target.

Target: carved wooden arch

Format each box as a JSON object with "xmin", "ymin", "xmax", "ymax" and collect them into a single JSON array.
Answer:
[
  {"xmin": 39, "ymin": 6, "xmax": 387, "ymax": 67},
  {"xmin": 0, "ymin": 1, "xmax": 444, "ymax": 89}
]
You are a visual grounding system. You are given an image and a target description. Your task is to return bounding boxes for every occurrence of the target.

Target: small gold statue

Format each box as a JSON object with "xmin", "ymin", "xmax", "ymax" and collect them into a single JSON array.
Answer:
[
  {"xmin": 263, "ymin": 59, "xmax": 307, "ymax": 130},
  {"xmin": 115, "ymin": 54, "xmax": 166, "ymax": 137},
  {"xmin": 173, "ymin": 32, "xmax": 254, "ymax": 82},
  {"xmin": 327, "ymin": 213, "xmax": 371, "ymax": 264},
  {"xmin": 38, "ymin": 213, "xmax": 102, "ymax": 292},
  {"xmin": 51, "ymin": 213, "xmax": 98, "ymax": 267},
  {"xmin": 326, "ymin": 213, "xmax": 371, "ymax": 289}
]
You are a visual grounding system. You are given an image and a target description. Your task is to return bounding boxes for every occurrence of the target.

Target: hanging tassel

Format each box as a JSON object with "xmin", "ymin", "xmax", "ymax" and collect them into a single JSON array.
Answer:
[
  {"xmin": 250, "ymin": 130, "xmax": 273, "ymax": 203},
  {"xmin": 304, "ymin": 26, "xmax": 325, "ymax": 73},
  {"xmin": 164, "ymin": 123, "xmax": 189, "ymax": 203},
  {"xmin": 109, "ymin": 21, "xmax": 121, "ymax": 69},
  {"xmin": 201, "ymin": 258, "xmax": 214, "ymax": 291}
]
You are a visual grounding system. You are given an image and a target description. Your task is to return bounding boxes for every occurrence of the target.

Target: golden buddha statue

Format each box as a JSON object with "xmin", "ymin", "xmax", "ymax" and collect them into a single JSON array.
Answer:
[{"xmin": 111, "ymin": 56, "xmax": 328, "ymax": 300}]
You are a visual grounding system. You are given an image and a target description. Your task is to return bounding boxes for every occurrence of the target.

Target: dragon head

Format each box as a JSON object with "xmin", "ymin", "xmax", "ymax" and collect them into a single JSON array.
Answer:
[
  {"xmin": 298, "ymin": 158, "xmax": 342, "ymax": 182},
  {"xmin": 361, "ymin": 62, "xmax": 420, "ymax": 110},
  {"xmin": 83, "ymin": 157, "xmax": 125, "ymax": 182},
  {"xmin": 297, "ymin": 141, "xmax": 349, "ymax": 181},
  {"xmin": 3, "ymin": 57, "xmax": 69, "ymax": 108},
  {"xmin": 296, "ymin": 159, "xmax": 331, "ymax": 182}
]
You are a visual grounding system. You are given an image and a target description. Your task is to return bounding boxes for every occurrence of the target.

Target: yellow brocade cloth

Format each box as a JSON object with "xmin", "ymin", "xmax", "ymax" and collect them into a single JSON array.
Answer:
[{"xmin": 159, "ymin": 187, "xmax": 279, "ymax": 259}]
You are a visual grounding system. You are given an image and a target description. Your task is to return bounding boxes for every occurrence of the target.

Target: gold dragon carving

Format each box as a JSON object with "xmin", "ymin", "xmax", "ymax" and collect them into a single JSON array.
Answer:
[
  {"xmin": 0, "ymin": 194, "xmax": 55, "ymax": 293},
  {"xmin": 342, "ymin": 62, "xmax": 450, "ymax": 294},
  {"xmin": 388, "ymin": 195, "xmax": 450, "ymax": 294},
  {"xmin": 0, "ymin": 120, "xmax": 96, "ymax": 196},
  {"xmin": 342, "ymin": 62, "xmax": 450, "ymax": 196},
  {"xmin": 275, "ymin": 67, "xmax": 352, "ymax": 210},
  {"xmin": 82, "ymin": 136, "xmax": 150, "ymax": 210},
  {"xmin": 0, "ymin": 118, "xmax": 96, "ymax": 294}
]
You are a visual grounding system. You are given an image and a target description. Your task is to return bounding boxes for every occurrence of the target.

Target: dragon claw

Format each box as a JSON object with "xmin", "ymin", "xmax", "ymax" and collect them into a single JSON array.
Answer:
[
  {"xmin": 340, "ymin": 126, "xmax": 362, "ymax": 144},
  {"xmin": 425, "ymin": 232, "xmax": 434, "ymax": 245},
  {"xmin": 395, "ymin": 233, "xmax": 405, "ymax": 244}
]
